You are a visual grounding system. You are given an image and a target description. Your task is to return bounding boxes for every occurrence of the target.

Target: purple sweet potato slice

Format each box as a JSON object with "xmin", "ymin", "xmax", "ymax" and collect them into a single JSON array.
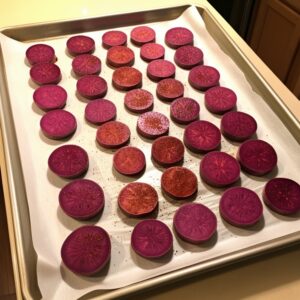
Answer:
[
  {"xmin": 263, "ymin": 178, "xmax": 300, "ymax": 215},
  {"xmin": 137, "ymin": 111, "xmax": 169, "ymax": 139},
  {"xmin": 173, "ymin": 203, "xmax": 217, "ymax": 243},
  {"xmin": 33, "ymin": 85, "xmax": 67, "ymax": 111},
  {"xmin": 106, "ymin": 46, "xmax": 134, "ymax": 68},
  {"xmin": 26, "ymin": 44, "xmax": 55, "ymax": 65},
  {"xmin": 112, "ymin": 67, "xmax": 142, "ymax": 91},
  {"xmin": 102, "ymin": 30, "xmax": 127, "ymax": 49},
  {"xmin": 151, "ymin": 136, "xmax": 184, "ymax": 167},
  {"xmin": 165, "ymin": 27, "xmax": 194, "ymax": 49},
  {"xmin": 221, "ymin": 111, "xmax": 257, "ymax": 142},
  {"xmin": 131, "ymin": 219, "xmax": 173, "ymax": 258},
  {"xmin": 170, "ymin": 97, "xmax": 200, "ymax": 124},
  {"xmin": 72, "ymin": 54, "xmax": 101, "ymax": 76},
  {"xmin": 184, "ymin": 120, "xmax": 221, "ymax": 153},
  {"xmin": 48, "ymin": 144, "xmax": 89, "ymax": 178},
  {"xmin": 237, "ymin": 139, "xmax": 277, "ymax": 176},
  {"xmin": 113, "ymin": 146, "xmax": 146, "ymax": 176},
  {"xmin": 174, "ymin": 45, "xmax": 203, "ymax": 69},
  {"xmin": 30, "ymin": 63, "xmax": 61, "ymax": 85},
  {"xmin": 59, "ymin": 179, "xmax": 105, "ymax": 220},
  {"xmin": 40, "ymin": 109, "xmax": 77, "ymax": 139},
  {"xmin": 124, "ymin": 89, "xmax": 153, "ymax": 113},
  {"xmin": 130, "ymin": 26, "xmax": 156, "ymax": 46},
  {"xmin": 76, "ymin": 75, "xmax": 108, "ymax": 99},
  {"xmin": 156, "ymin": 79, "xmax": 184, "ymax": 102},
  {"xmin": 118, "ymin": 182, "xmax": 158, "ymax": 216},
  {"xmin": 220, "ymin": 187, "xmax": 263, "ymax": 227},
  {"xmin": 161, "ymin": 166, "xmax": 197, "ymax": 199},
  {"xmin": 188, "ymin": 65, "xmax": 220, "ymax": 91},
  {"xmin": 200, "ymin": 151, "xmax": 240, "ymax": 187},
  {"xmin": 147, "ymin": 59, "xmax": 175, "ymax": 82},
  {"xmin": 140, "ymin": 43, "xmax": 165, "ymax": 62},
  {"xmin": 66, "ymin": 35, "xmax": 95, "ymax": 56},
  {"xmin": 61, "ymin": 225, "xmax": 110, "ymax": 275},
  {"xmin": 204, "ymin": 86, "xmax": 237, "ymax": 114},
  {"xmin": 96, "ymin": 121, "xmax": 130, "ymax": 149},
  {"xmin": 85, "ymin": 99, "xmax": 116, "ymax": 125}
]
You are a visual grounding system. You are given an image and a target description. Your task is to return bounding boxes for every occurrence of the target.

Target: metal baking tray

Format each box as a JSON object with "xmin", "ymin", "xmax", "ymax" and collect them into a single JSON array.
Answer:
[{"xmin": 0, "ymin": 2, "xmax": 299, "ymax": 299}]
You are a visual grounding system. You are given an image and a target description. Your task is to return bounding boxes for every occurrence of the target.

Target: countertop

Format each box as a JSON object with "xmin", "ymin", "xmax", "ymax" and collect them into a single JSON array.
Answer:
[{"xmin": 0, "ymin": 0, "xmax": 299, "ymax": 299}]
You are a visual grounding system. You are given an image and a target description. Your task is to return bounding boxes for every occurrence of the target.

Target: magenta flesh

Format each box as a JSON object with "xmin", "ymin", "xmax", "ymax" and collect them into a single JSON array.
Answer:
[
  {"xmin": 204, "ymin": 86, "xmax": 237, "ymax": 114},
  {"xmin": 76, "ymin": 75, "xmax": 108, "ymax": 99},
  {"xmin": 188, "ymin": 65, "xmax": 220, "ymax": 91},
  {"xmin": 221, "ymin": 111, "xmax": 257, "ymax": 141},
  {"xmin": 130, "ymin": 26, "xmax": 155, "ymax": 46},
  {"xmin": 124, "ymin": 89, "xmax": 153, "ymax": 113},
  {"xmin": 220, "ymin": 187, "xmax": 263, "ymax": 227},
  {"xmin": 107, "ymin": 46, "xmax": 135, "ymax": 68},
  {"xmin": 174, "ymin": 45, "xmax": 203, "ymax": 69},
  {"xmin": 102, "ymin": 30, "xmax": 127, "ymax": 49},
  {"xmin": 165, "ymin": 27, "xmax": 194, "ymax": 49},
  {"xmin": 263, "ymin": 178, "xmax": 300, "ymax": 215},
  {"xmin": 137, "ymin": 111, "xmax": 169, "ymax": 139},
  {"xmin": 112, "ymin": 67, "xmax": 142, "ymax": 91},
  {"xmin": 30, "ymin": 63, "xmax": 61, "ymax": 85},
  {"xmin": 66, "ymin": 35, "xmax": 95, "ymax": 55},
  {"xmin": 61, "ymin": 225, "xmax": 111, "ymax": 275},
  {"xmin": 59, "ymin": 179, "xmax": 105, "ymax": 219},
  {"xmin": 40, "ymin": 109, "xmax": 77, "ymax": 139},
  {"xmin": 200, "ymin": 151, "xmax": 241, "ymax": 187},
  {"xmin": 173, "ymin": 203, "xmax": 217, "ymax": 244},
  {"xmin": 156, "ymin": 78, "xmax": 184, "ymax": 101},
  {"xmin": 85, "ymin": 99, "xmax": 116, "ymax": 125},
  {"xmin": 170, "ymin": 97, "xmax": 200, "ymax": 124},
  {"xmin": 26, "ymin": 44, "xmax": 55, "ymax": 65},
  {"xmin": 237, "ymin": 139, "xmax": 277, "ymax": 176},
  {"xmin": 140, "ymin": 43, "xmax": 165, "ymax": 62},
  {"xmin": 184, "ymin": 120, "xmax": 221, "ymax": 153},
  {"xmin": 48, "ymin": 144, "xmax": 89, "ymax": 178},
  {"xmin": 72, "ymin": 54, "xmax": 101, "ymax": 76},
  {"xmin": 33, "ymin": 85, "xmax": 67, "ymax": 111},
  {"xmin": 147, "ymin": 59, "xmax": 175, "ymax": 82},
  {"xmin": 131, "ymin": 219, "xmax": 173, "ymax": 258}
]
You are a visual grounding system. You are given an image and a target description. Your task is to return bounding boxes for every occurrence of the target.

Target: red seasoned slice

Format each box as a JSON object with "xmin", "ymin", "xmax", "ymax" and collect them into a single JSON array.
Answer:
[
  {"xmin": 113, "ymin": 146, "xmax": 146, "ymax": 176},
  {"xmin": 170, "ymin": 97, "xmax": 200, "ymax": 124},
  {"xmin": 72, "ymin": 54, "xmax": 101, "ymax": 76},
  {"xmin": 156, "ymin": 79, "xmax": 184, "ymax": 102},
  {"xmin": 237, "ymin": 139, "xmax": 277, "ymax": 176},
  {"xmin": 131, "ymin": 219, "xmax": 173, "ymax": 258},
  {"xmin": 184, "ymin": 120, "xmax": 221, "ymax": 153},
  {"xmin": 221, "ymin": 111, "xmax": 257, "ymax": 142},
  {"xmin": 112, "ymin": 67, "xmax": 142, "ymax": 91},
  {"xmin": 205, "ymin": 86, "xmax": 237, "ymax": 114},
  {"xmin": 200, "ymin": 151, "xmax": 240, "ymax": 187},
  {"xmin": 161, "ymin": 166, "xmax": 197, "ymax": 199},
  {"xmin": 61, "ymin": 225, "xmax": 111, "ymax": 275},
  {"xmin": 140, "ymin": 43, "xmax": 165, "ymax": 62},
  {"xmin": 189, "ymin": 65, "xmax": 220, "ymax": 91},
  {"xmin": 59, "ymin": 179, "xmax": 105, "ymax": 220},
  {"xmin": 107, "ymin": 46, "xmax": 135, "ymax": 68},
  {"xmin": 173, "ymin": 203, "xmax": 217, "ymax": 244},
  {"xmin": 137, "ymin": 111, "xmax": 169, "ymax": 139},
  {"xmin": 147, "ymin": 59, "xmax": 175, "ymax": 82},
  {"xmin": 102, "ymin": 30, "xmax": 127, "ymax": 49},
  {"xmin": 174, "ymin": 45, "xmax": 203, "ymax": 69},
  {"xmin": 124, "ymin": 89, "xmax": 153, "ymax": 113},
  {"xmin": 40, "ymin": 109, "xmax": 77, "ymax": 139},
  {"xmin": 85, "ymin": 99, "xmax": 116, "ymax": 125},
  {"xmin": 96, "ymin": 121, "xmax": 130, "ymax": 148},
  {"xmin": 118, "ymin": 182, "xmax": 158, "ymax": 216},
  {"xmin": 26, "ymin": 44, "xmax": 55, "ymax": 65},
  {"xmin": 130, "ymin": 26, "xmax": 155, "ymax": 46},
  {"xmin": 220, "ymin": 187, "xmax": 263, "ymax": 227},
  {"xmin": 30, "ymin": 63, "xmax": 61, "ymax": 85},
  {"xmin": 66, "ymin": 35, "xmax": 95, "ymax": 56},
  {"xmin": 165, "ymin": 27, "xmax": 194, "ymax": 49},
  {"xmin": 48, "ymin": 144, "xmax": 89, "ymax": 178},
  {"xmin": 76, "ymin": 75, "xmax": 107, "ymax": 99},
  {"xmin": 263, "ymin": 178, "xmax": 300, "ymax": 215},
  {"xmin": 151, "ymin": 136, "xmax": 184, "ymax": 166},
  {"xmin": 33, "ymin": 85, "xmax": 67, "ymax": 111}
]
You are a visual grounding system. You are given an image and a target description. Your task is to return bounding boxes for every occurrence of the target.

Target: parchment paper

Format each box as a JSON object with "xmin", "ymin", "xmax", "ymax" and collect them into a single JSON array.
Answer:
[{"xmin": 0, "ymin": 6, "xmax": 299, "ymax": 300}]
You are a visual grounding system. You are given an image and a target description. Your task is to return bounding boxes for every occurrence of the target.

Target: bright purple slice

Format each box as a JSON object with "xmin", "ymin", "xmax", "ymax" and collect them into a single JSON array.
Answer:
[
  {"xmin": 170, "ymin": 97, "xmax": 200, "ymax": 124},
  {"xmin": 165, "ymin": 27, "xmax": 194, "ymax": 49},
  {"xmin": 76, "ymin": 75, "xmax": 108, "ymax": 99},
  {"xmin": 174, "ymin": 45, "xmax": 203, "ymax": 69},
  {"xmin": 85, "ymin": 99, "xmax": 116, "ymax": 125},
  {"xmin": 66, "ymin": 35, "xmax": 95, "ymax": 56},
  {"xmin": 30, "ymin": 63, "xmax": 61, "ymax": 85},
  {"xmin": 72, "ymin": 54, "xmax": 101, "ymax": 76},
  {"xmin": 26, "ymin": 44, "xmax": 55, "ymax": 65}
]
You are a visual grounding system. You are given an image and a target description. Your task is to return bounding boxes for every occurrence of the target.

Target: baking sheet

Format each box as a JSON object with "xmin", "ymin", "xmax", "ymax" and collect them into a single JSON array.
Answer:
[{"xmin": 0, "ymin": 6, "xmax": 299, "ymax": 300}]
